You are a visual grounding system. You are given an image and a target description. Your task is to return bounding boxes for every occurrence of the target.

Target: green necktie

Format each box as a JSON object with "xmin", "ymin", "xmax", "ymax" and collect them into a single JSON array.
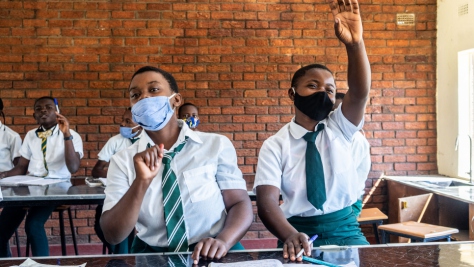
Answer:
[
  {"xmin": 37, "ymin": 128, "xmax": 53, "ymax": 176},
  {"xmin": 161, "ymin": 136, "xmax": 189, "ymax": 252},
  {"xmin": 130, "ymin": 137, "xmax": 140, "ymax": 144},
  {"xmin": 303, "ymin": 124, "xmax": 326, "ymax": 210}
]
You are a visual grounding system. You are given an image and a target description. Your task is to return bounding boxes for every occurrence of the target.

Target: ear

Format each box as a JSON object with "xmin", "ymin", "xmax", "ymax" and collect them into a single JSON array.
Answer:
[
  {"xmin": 288, "ymin": 87, "xmax": 296, "ymax": 101},
  {"xmin": 172, "ymin": 93, "xmax": 183, "ymax": 109}
]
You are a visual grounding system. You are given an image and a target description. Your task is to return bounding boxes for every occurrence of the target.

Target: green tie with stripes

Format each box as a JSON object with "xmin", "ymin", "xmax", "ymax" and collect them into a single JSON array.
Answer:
[
  {"xmin": 37, "ymin": 128, "xmax": 53, "ymax": 176},
  {"xmin": 161, "ymin": 136, "xmax": 189, "ymax": 252}
]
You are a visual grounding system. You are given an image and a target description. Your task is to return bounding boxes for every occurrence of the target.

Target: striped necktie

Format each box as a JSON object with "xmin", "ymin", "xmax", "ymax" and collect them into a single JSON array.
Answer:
[
  {"xmin": 161, "ymin": 136, "xmax": 189, "ymax": 252},
  {"xmin": 303, "ymin": 124, "xmax": 326, "ymax": 210},
  {"xmin": 37, "ymin": 128, "xmax": 54, "ymax": 176}
]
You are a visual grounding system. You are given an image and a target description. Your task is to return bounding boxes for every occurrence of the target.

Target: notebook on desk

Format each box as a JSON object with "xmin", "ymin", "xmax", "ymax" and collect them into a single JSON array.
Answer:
[{"xmin": 0, "ymin": 175, "xmax": 64, "ymax": 186}]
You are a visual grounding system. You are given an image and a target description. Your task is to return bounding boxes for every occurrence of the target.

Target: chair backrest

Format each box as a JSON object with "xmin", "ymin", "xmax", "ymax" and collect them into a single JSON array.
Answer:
[{"xmin": 397, "ymin": 193, "xmax": 433, "ymax": 223}]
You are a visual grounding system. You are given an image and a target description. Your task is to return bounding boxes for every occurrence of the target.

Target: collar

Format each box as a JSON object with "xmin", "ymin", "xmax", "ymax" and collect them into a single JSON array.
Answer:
[
  {"xmin": 35, "ymin": 124, "xmax": 59, "ymax": 137},
  {"xmin": 137, "ymin": 119, "xmax": 202, "ymax": 152},
  {"xmin": 289, "ymin": 117, "xmax": 327, "ymax": 140}
]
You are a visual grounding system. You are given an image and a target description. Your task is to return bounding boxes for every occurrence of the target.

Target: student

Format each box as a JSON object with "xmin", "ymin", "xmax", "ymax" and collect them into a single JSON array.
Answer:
[
  {"xmin": 333, "ymin": 92, "xmax": 371, "ymax": 217},
  {"xmin": 254, "ymin": 0, "xmax": 371, "ymax": 262},
  {"xmin": 92, "ymin": 107, "xmax": 143, "ymax": 254},
  {"xmin": 0, "ymin": 96, "xmax": 83, "ymax": 257},
  {"xmin": 100, "ymin": 66, "xmax": 252, "ymax": 264},
  {"xmin": 0, "ymin": 98, "xmax": 22, "ymax": 174},
  {"xmin": 178, "ymin": 103, "xmax": 200, "ymax": 130}
]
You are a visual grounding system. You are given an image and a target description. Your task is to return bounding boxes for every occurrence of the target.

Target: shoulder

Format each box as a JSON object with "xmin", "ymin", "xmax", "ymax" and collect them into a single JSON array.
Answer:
[
  {"xmin": 263, "ymin": 123, "xmax": 291, "ymax": 146},
  {"xmin": 192, "ymin": 131, "xmax": 235, "ymax": 150},
  {"xmin": 107, "ymin": 134, "xmax": 127, "ymax": 144},
  {"xmin": 3, "ymin": 126, "xmax": 21, "ymax": 139},
  {"xmin": 68, "ymin": 129, "xmax": 82, "ymax": 138}
]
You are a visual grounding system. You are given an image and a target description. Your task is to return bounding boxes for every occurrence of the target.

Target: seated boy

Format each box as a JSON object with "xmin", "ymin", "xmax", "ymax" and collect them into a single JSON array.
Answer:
[
  {"xmin": 92, "ymin": 107, "xmax": 143, "ymax": 254},
  {"xmin": 0, "ymin": 97, "xmax": 22, "ymax": 174},
  {"xmin": 100, "ymin": 66, "xmax": 252, "ymax": 265},
  {"xmin": 178, "ymin": 103, "xmax": 200, "ymax": 130},
  {"xmin": 0, "ymin": 96, "xmax": 83, "ymax": 257},
  {"xmin": 254, "ymin": 0, "xmax": 371, "ymax": 262}
]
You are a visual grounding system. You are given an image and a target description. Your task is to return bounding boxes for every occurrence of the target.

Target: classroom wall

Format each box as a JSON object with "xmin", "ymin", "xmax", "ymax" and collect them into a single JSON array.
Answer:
[{"xmin": 0, "ymin": 0, "xmax": 437, "ymax": 246}]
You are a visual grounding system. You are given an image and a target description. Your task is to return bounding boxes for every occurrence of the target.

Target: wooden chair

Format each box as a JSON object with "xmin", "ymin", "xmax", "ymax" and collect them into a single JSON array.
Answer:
[
  {"xmin": 357, "ymin": 208, "xmax": 388, "ymax": 244},
  {"xmin": 378, "ymin": 193, "xmax": 458, "ymax": 243}
]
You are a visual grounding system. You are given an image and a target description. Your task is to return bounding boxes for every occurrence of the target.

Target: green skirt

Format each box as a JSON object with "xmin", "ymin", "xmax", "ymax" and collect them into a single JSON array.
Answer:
[
  {"xmin": 278, "ymin": 206, "xmax": 369, "ymax": 248},
  {"xmin": 131, "ymin": 236, "xmax": 245, "ymax": 253}
]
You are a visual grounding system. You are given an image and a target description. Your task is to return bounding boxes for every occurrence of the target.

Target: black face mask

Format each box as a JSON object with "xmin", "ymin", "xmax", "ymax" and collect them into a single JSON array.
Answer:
[{"xmin": 293, "ymin": 90, "xmax": 334, "ymax": 121}]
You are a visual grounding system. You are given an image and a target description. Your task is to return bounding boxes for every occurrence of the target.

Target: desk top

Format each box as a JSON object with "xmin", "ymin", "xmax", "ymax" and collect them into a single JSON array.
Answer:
[
  {"xmin": 0, "ymin": 183, "xmax": 104, "ymax": 206},
  {"xmin": 0, "ymin": 242, "xmax": 473, "ymax": 266}
]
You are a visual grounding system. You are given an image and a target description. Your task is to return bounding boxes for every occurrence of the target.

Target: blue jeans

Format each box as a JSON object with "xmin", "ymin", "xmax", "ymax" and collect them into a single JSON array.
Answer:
[{"xmin": 0, "ymin": 206, "xmax": 56, "ymax": 257}]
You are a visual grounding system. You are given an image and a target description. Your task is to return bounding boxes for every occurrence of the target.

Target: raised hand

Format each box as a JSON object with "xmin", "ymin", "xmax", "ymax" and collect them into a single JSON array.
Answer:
[
  {"xmin": 328, "ymin": 0, "xmax": 363, "ymax": 45},
  {"xmin": 55, "ymin": 112, "xmax": 71, "ymax": 135},
  {"xmin": 133, "ymin": 144, "xmax": 164, "ymax": 182}
]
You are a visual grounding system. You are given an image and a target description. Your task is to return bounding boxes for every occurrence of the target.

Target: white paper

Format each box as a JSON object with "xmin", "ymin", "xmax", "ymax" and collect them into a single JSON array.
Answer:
[
  {"xmin": 208, "ymin": 259, "xmax": 326, "ymax": 267},
  {"xmin": 10, "ymin": 257, "xmax": 86, "ymax": 267},
  {"xmin": 98, "ymin": 178, "xmax": 107, "ymax": 186},
  {"xmin": 0, "ymin": 176, "xmax": 63, "ymax": 186}
]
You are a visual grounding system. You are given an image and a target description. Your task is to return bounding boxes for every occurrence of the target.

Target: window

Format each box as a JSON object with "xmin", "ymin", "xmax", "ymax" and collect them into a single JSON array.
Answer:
[{"xmin": 457, "ymin": 49, "xmax": 474, "ymax": 180}]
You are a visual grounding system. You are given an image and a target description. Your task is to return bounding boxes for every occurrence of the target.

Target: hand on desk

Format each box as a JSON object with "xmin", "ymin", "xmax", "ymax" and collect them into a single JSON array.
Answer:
[
  {"xmin": 191, "ymin": 237, "xmax": 229, "ymax": 264},
  {"xmin": 283, "ymin": 232, "xmax": 312, "ymax": 262}
]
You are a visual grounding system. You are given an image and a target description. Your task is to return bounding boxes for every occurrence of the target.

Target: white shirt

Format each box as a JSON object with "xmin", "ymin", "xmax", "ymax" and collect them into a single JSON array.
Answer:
[
  {"xmin": 20, "ymin": 125, "xmax": 84, "ymax": 178},
  {"xmin": 103, "ymin": 121, "xmax": 247, "ymax": 247},
  {"xmin": 97, "ymin": 133, "xmax": 142, "ymax": 162},
  {"xmin": 253, "ymin": 105, "xmax": 368, "ymax": 217},
  {"xmin": 352, "ymin": 131, "xmax": 371, "ymax": 197},
  {"xmin": 0, "ymin": 122, "xmax": 22, "ymax": 172}
]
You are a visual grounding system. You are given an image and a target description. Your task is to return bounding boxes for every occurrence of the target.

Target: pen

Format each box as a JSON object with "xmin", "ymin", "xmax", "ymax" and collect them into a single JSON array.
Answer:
[
  {"xmin": 296, "ymin": 234, "xmax": 318, "ymax": 258},
  {"xmin": 54, "ymin": 98, "xmax": 60, "ymax": 113},
  {"xmin": 302, "ymin": 256, "xmax": 340, "ymax": 267}
]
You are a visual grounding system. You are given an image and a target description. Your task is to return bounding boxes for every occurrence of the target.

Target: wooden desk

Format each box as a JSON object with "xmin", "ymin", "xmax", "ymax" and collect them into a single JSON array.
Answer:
[
  {"xmin": 385, "ymin": 176, "xmax": 474, "ymax": 241},
  {"xmin": 0, "ymin": 242, "xmax": 473, "ymax": 266}
]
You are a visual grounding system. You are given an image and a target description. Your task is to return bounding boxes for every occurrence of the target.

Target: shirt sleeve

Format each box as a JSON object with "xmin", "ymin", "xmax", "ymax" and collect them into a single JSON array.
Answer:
[
  {"xmin": 102, "ymin": 155, "xmax": 131, "ymax": 212},
  {"xmin": 97, "ymin": 138, "xmax": 115, "ymax": 162},
  {"xmin": 10, "ymin": 133, "xmax": 22, "ymax": 161},
  {"xmin": 329, "ymin": 104, "xmax": 364, "ymax": 141},
  {"xmin": 253, "ymin": 137, "xmax": 283, "ymax": 193},
  {"xmin": 70, "ymin": 130, "xmax": 84, "ymax": 159},
  {"xmin": 215, "ymin": 136, "xmax": 247, "ymax": 190},
  {"xmin": 19, "ymin": 132, "xmax": 33, "ymax": 160}
]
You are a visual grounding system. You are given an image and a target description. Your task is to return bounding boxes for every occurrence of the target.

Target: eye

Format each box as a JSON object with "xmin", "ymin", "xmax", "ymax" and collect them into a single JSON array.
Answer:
[
  {"xmin": 308, "ymin": 83, "xmax": 318, "ymax": 89},
  {"xmin": 130, "ymin": 92, "xmax": 139, "ymax": 99},
  {"xmin": 150, "ymin": 87, "xmax": 159, "ymax": 93}
]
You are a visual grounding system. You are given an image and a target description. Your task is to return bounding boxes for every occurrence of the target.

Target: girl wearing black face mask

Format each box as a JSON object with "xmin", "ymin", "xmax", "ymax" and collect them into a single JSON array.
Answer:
[{"xmin": 254, "ymin": 0, "xmax": 372, "ymax": 262}]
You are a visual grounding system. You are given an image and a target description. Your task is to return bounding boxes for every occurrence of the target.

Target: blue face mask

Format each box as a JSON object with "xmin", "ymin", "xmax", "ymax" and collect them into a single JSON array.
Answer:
[
  {"xmin": 184, "ymin": 117, "xmax": 200, "ymax": 129},
  {"xmin": 131, "ymin": 94, "xmax": 176, "ymax": 131},
  {"xmin": 120, "ymin": 125, "xmax": 140, "ymax": 139}
]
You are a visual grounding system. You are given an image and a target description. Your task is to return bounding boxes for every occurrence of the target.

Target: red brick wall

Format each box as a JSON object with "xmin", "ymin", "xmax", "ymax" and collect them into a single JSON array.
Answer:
[{"xmin": 0, "ymin": 0, "xmax": 437, "ymax": 246}]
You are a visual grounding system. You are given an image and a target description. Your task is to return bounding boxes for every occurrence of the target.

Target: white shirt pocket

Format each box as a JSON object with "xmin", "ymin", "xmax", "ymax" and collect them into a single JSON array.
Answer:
[{"xmin": 183, "ymin": 164, "xmax": 219, "ymax": 203}]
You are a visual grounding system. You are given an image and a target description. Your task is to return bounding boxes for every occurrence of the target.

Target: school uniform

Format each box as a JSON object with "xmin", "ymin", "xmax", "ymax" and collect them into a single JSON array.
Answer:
[
  {"xmin": 103, "ymin": 120, "xmax": 247, "ymax": 252},
  {"xmin": 351, "ymin": 131, "xmax": 371, "ymax": 217},
  {"xmin": 253, "ymin": 105, "xmax": 369, "ymax": 247},
  {"xmin": 0, "ymin": 125, "xmax": 83, "ymax": 257},
  {"xmin": 0, "ymin": 122, "xmax": 22, "ymax": 172},
  {"xmin": 93, "ymin": 132, "xmax": 141, "ymax": 254}
]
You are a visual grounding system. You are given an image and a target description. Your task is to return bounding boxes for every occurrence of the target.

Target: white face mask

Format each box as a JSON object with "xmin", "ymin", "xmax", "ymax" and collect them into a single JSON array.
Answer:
[{"xmin": 131, "ymin": 94, "xmax": 176, "ymax": 131}]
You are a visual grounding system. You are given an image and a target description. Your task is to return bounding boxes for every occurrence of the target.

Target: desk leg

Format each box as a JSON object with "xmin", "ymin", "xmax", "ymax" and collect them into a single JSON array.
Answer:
[
  {"xmin": 372, "ymin": 222, "xmax": 381, "ymax": 244},
  {"xmin": 470, "ymin": 204, "xmax": 474, "ymax": 240}
]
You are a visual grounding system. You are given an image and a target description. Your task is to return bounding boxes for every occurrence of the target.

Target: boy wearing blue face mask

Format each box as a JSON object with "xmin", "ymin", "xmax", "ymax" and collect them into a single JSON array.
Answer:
[
  {"xmin": 178, "ymin": 103, "xmax": 200, "ymax": 130},
  {"xmin": 91, "ymin": 107, "xmax": 142, "ymax": 254},
  {"xmin": 101, "ymin": 66, "xmax": 252, "ymax": 265},
  {"xmin": 254, "ymin": 0, "xmax": 371, "ymax": 262}
]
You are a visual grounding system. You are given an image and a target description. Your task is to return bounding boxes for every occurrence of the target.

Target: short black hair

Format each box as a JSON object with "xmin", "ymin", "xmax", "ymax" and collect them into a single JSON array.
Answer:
[
  {"xmin": 34, "ymin": 96, "xmax": 55, "ymax": 107},
  {"xmin": 131, "ymin": 66, "xmax": 178, "ymax": 93},
  {"xmin": 336, "ymin": 92, "xmax": 345, "ymax": 100},
  {"xmin": 178, "ymin": 103, "xmax": 198, "ymax": 115},
  {"xmin": 290, "ymin": 64, "xmax": 333, "ymax": 88}
]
